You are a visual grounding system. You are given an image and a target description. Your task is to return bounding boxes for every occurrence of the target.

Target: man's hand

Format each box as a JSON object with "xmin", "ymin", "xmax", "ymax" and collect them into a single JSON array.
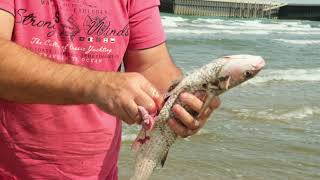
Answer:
[
  {"xmin": 168, "ymin": 92, "xmax": 220, "ymax": 138},
  {"xmin": 122, "ymin": 43, "xmax": 220, "ymax": 132},
  {"xmin": 93, "ymin": 72, "xmax": 163, "ymax": 125}
]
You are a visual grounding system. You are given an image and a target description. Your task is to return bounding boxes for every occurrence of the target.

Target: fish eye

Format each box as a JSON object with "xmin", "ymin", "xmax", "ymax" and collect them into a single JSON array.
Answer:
[{"xmin": 244, "ymin": 71, "xmax": 253, "ymax": 78}]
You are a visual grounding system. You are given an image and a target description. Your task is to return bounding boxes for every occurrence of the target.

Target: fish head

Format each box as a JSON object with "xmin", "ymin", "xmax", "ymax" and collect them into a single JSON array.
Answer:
[
  {"xmin": 214, "ymin": 55, "xmax": 265, "ymax": 90},
  {"xmin": 197, "ymin": 55, "xmax": 265, "ymax": 119}
]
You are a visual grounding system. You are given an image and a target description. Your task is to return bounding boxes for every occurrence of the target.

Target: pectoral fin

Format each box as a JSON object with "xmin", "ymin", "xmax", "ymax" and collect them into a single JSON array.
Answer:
[
  {"xmin": 197, "ymin": 93, "xmax": 215, "ymax": 119},
  {"xmin": 160, "ymin": 150, "xmax": 169, "ymax": 167},
  {"xmin": 225, "ymin": 76, "xmax": 231, "ymax": 90}
]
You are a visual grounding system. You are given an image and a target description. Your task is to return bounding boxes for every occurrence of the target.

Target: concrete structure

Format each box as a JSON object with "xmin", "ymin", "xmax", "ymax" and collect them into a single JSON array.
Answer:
[
  {"xmin": 160, "ymin": 0, "xmax": 175, "ymax": 13},
  {"xmin": 278, "ymin": 4, "xmax": 320, "ymax": 21},
  {"xmin": 160, "ymin": 0, "xmax": 286, "ymax": 19},
  {"xmin": 160, "ymin": 0, "xmax": 320, "ymax": 21}
]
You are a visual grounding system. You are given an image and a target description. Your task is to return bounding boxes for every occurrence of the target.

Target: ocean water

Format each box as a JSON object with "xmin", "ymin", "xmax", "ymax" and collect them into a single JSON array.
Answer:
[{"xmin": 119, "ymin": 13, "xmax": 320, "ymax": 180}]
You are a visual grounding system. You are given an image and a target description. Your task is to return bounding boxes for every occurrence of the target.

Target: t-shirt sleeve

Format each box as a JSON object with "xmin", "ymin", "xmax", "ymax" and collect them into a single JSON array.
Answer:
[
  {"xmin": 127, "ymin": 0, "xmax": 166, "ymax": 50},
  {"xmin": 0, "ymin": 0, "xmax": 14, "ymax": 16}
]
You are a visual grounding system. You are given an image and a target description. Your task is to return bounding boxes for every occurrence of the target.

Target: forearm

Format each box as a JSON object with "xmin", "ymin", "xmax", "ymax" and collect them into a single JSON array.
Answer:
[
  {"xmin": 0, "ymin": 38, "xmax": 99, "ymax": 104},
  {"xmin": 124, "ymin": 43, "xmax": 183, "ymax": 94},
  {"xmin": 140, "ymin": 59, "xmax": 182, "ymax": 95}
]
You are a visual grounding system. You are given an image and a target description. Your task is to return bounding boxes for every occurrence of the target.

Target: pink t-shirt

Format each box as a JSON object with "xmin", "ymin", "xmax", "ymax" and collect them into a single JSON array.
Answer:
[{"xmin": 0, "ymin": 0, "xmax": 165, "ymax": 179}]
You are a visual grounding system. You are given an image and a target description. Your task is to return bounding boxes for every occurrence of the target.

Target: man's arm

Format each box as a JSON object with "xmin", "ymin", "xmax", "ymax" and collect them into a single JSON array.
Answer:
[
  {"xmin": 124, "ymin": 43, "xmax": 221, "ymax": 137},
  {"xmin": 0, "ymin": 10, "xmax": 100, "ymax": 104},
  {"xmin": 124, "ymin": 43, "xmax": 182, "ymax": 94},
  {"xmin": 0, "ymin": 11, "xmax": 158, "ymax": 124},
  {"xmin": 0, "ymin": 10, "xmax": 13, "ymax": 40}
]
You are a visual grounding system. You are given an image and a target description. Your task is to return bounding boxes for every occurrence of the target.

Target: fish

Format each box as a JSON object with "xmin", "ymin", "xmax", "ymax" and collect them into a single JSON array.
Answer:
[{"xmin": 130, "ymin": 55, "xmax": 266, "ymax": 180}]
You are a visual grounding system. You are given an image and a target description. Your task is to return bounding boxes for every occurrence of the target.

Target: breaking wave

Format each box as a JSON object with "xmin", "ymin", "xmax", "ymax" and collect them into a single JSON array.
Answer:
[
  {"xmin": 161, "ymin": 16, "xmax": 320, "ymax": 36},
  {"xmin": 165, "ymin": 28, "xmax": 269, "ymax": 35},
  {"xmin": 232, "ymin": 106, "xmax": 320, "ymax": 121},
  {"xmin": 247, "ymin": 68, "xmax": 320, "ymax": 84},
  {"xmin": 274, "ymin": 39, "xmax": 320, "ymax": 45},
  {"xmin": 161, "ymin": 16, "xmax": 188, "ymax": 28}
]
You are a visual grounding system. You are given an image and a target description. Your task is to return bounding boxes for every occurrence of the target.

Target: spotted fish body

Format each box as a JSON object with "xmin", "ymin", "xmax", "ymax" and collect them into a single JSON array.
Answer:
[{"xmin": 131, "ymin": 55, "xmax": 266, "ymax": 180}]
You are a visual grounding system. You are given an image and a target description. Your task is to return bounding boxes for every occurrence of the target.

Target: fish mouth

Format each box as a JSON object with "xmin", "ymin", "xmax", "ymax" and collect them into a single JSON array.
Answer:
[
  {"xmin": 244, "ymin": 58, "xmax": 265, "ymax": 79},
  {"xmin": 253, "ymin": 58, "xmax": 266, "ymax": 71},
  {"xmin": 251, "ymin": 58, "xmax": 266, "ymax": 77}
]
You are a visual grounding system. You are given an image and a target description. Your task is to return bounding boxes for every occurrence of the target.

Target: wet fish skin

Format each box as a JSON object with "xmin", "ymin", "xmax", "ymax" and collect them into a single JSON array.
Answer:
[{"xmin": 131, "ymin": 55, "xmax": 266, "ymax": 180}]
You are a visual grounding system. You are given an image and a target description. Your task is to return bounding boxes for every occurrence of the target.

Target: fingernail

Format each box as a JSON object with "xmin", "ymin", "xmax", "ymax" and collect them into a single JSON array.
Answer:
[
  {"xmin": 194, "ymin": 120, "xmax": 200, "ymax": 127},
  {"xmin": 213, "ymin": 97, "xmax": 221, "ymax": 107},
  {"xmin": 195, "ymin": 91, "xmax": 205, "ymax": 97},
  {"xmin": 150, "ymin": 107, "xmax": 157, "ymax": 115},
  {"xmin": 152, "ymin": 88, "xmax": 160, "ymax": 98},
  {"xmin": 168, "ymin": 119, "xmax": 175, "ymax": 126},
  {"xmin": 180, "ymin": 93, "xmax": 188, "ymax": 99},
  {"xmin": 172, "ymin": 104, "xmax": 182, "ymax": 113}
]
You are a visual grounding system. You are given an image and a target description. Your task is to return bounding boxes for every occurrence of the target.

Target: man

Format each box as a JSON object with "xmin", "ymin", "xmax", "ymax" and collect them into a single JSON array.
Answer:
[{"xmin": 0, "ymin": 0, "xmax": 220, "ymax": 179}]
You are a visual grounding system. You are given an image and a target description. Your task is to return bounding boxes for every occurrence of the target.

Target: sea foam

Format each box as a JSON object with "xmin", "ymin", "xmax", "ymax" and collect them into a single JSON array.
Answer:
[
  {"xmin": 247, "ymin": 68, "xmax": 320, "ymax": 84},
  {"xmin": 274, "ymin": 39, "xmax": 320, "ymax": 45},
  {"xmin": 232, "ymin": 106, "xmax": 320, "ymax": 121},
  {"xmin": 161, "ymin": 16, "xmax": 320, "ymax": 36}
]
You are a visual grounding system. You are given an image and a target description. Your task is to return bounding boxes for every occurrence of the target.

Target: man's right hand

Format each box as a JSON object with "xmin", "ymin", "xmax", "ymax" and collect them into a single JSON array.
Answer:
[
  {"xmin": 92, "ymin": 72, "xmax": 163, "ymax": 125},
  {"xmin": 0, "ymin": 10, "xmax": 163, "ymax": 125}
]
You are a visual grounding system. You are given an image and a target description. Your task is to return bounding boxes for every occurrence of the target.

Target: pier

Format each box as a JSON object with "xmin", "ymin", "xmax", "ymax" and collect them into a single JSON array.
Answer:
[
  {"xmin": 160, "ymin": 0, "xmax": 320, "ymax": 20},
  {"xmin": 278, "ymin": 4, "xmax": 320, "ymax": 21}
]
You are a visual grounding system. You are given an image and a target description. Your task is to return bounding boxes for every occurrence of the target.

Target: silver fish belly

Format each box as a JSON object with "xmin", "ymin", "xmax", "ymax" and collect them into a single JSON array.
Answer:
[{"xmin": 130, "ymin": 55, "xmax": 266, "ymax": 180}]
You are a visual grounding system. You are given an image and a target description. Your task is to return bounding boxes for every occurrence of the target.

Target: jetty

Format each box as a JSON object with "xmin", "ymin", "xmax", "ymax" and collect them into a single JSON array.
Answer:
[
  {"xmin": 278, "ymin": 4, "xmax": 320, "ymax": 21},
  {"xmin": 160, "ymin": 0, "xmax": 320, "ymax": 20}
]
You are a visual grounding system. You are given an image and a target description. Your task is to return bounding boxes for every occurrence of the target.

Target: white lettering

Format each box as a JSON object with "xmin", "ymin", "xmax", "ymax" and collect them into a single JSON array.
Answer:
[{"xmin": 85, "ymin": 45, "xmax": 112, "ymax": 54}]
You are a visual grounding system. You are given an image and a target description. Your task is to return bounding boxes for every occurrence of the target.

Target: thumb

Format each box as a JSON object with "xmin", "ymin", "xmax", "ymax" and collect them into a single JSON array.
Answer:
[
  {"xmin": 142, "ymin": 82, "xmax": 163, "ymax": 112},
  {"xmin": 153, "ymin": 95, "xmax": 164, "ymax": 112}
]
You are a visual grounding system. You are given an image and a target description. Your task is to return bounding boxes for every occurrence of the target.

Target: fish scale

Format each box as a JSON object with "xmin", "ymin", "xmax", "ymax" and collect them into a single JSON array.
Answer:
[{"xmin": 130, "ymin": 55, "xmax": 266, "ymax": 180}]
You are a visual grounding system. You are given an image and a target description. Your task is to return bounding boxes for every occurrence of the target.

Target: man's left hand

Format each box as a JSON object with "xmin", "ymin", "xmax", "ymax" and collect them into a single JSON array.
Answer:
[{"xmin": 168, "ymin": 92, "xmax": 220, "ymax": 138}]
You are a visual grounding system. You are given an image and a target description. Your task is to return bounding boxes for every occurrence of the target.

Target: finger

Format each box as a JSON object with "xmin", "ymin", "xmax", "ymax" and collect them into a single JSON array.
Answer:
[
  {"xmin": 199, "ymin": 108, "xmax": 212, "ymax": 120},
  {"xmin": 135, "ymin": 90, "xmax": 157, "ymax": 114},
  {"xmin": 194, "ymin": 91, "xmax": 207, "ymax": 101},
  {"xmin": 199, "ymin": 94, "xmax": 220, "ymax": 118},
  {"xmin": 180, "ymin": 93, "xmax": 203, "ymax": 113},
  {"xmin": 142, "ymin": 84, "xmax": 163, "ymax": 110},
  {"xmin": 168, "ymin": 119, "xmax": 193, "ymax": 138},
  {"xmin": 199, "ymin": 97, "xmax": 220, "ymax": 118},
  {"xmin": 197, "ymin": 99, "xmax": 220, "ymax": 122},
  {"xmin": 123, "ymin": 99, "xmax": 140, "ymax": 124},
  {"xmin": 172, "ymin": 104, "xmax": 199, "ymax": 130},
  {"xmin": 210, "ymin": 96, "xmax": 221, "ymax": 109},
  {"xmin": 121, "ymin": 110, "xmax": 135, "ymax": 125}
]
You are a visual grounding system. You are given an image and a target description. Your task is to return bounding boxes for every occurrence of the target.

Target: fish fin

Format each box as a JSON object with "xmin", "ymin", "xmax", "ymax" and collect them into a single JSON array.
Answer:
[
  {"xmin": 197, "ymin": 93, "xmax": 215, "ymax": 119},
  {"xmin": 160, "ymin": 150, "xmax": 169, "ymax": 167},
  {"xmin": 225, "ymin": 76, "xmax": 231, "ymax": 90}
]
